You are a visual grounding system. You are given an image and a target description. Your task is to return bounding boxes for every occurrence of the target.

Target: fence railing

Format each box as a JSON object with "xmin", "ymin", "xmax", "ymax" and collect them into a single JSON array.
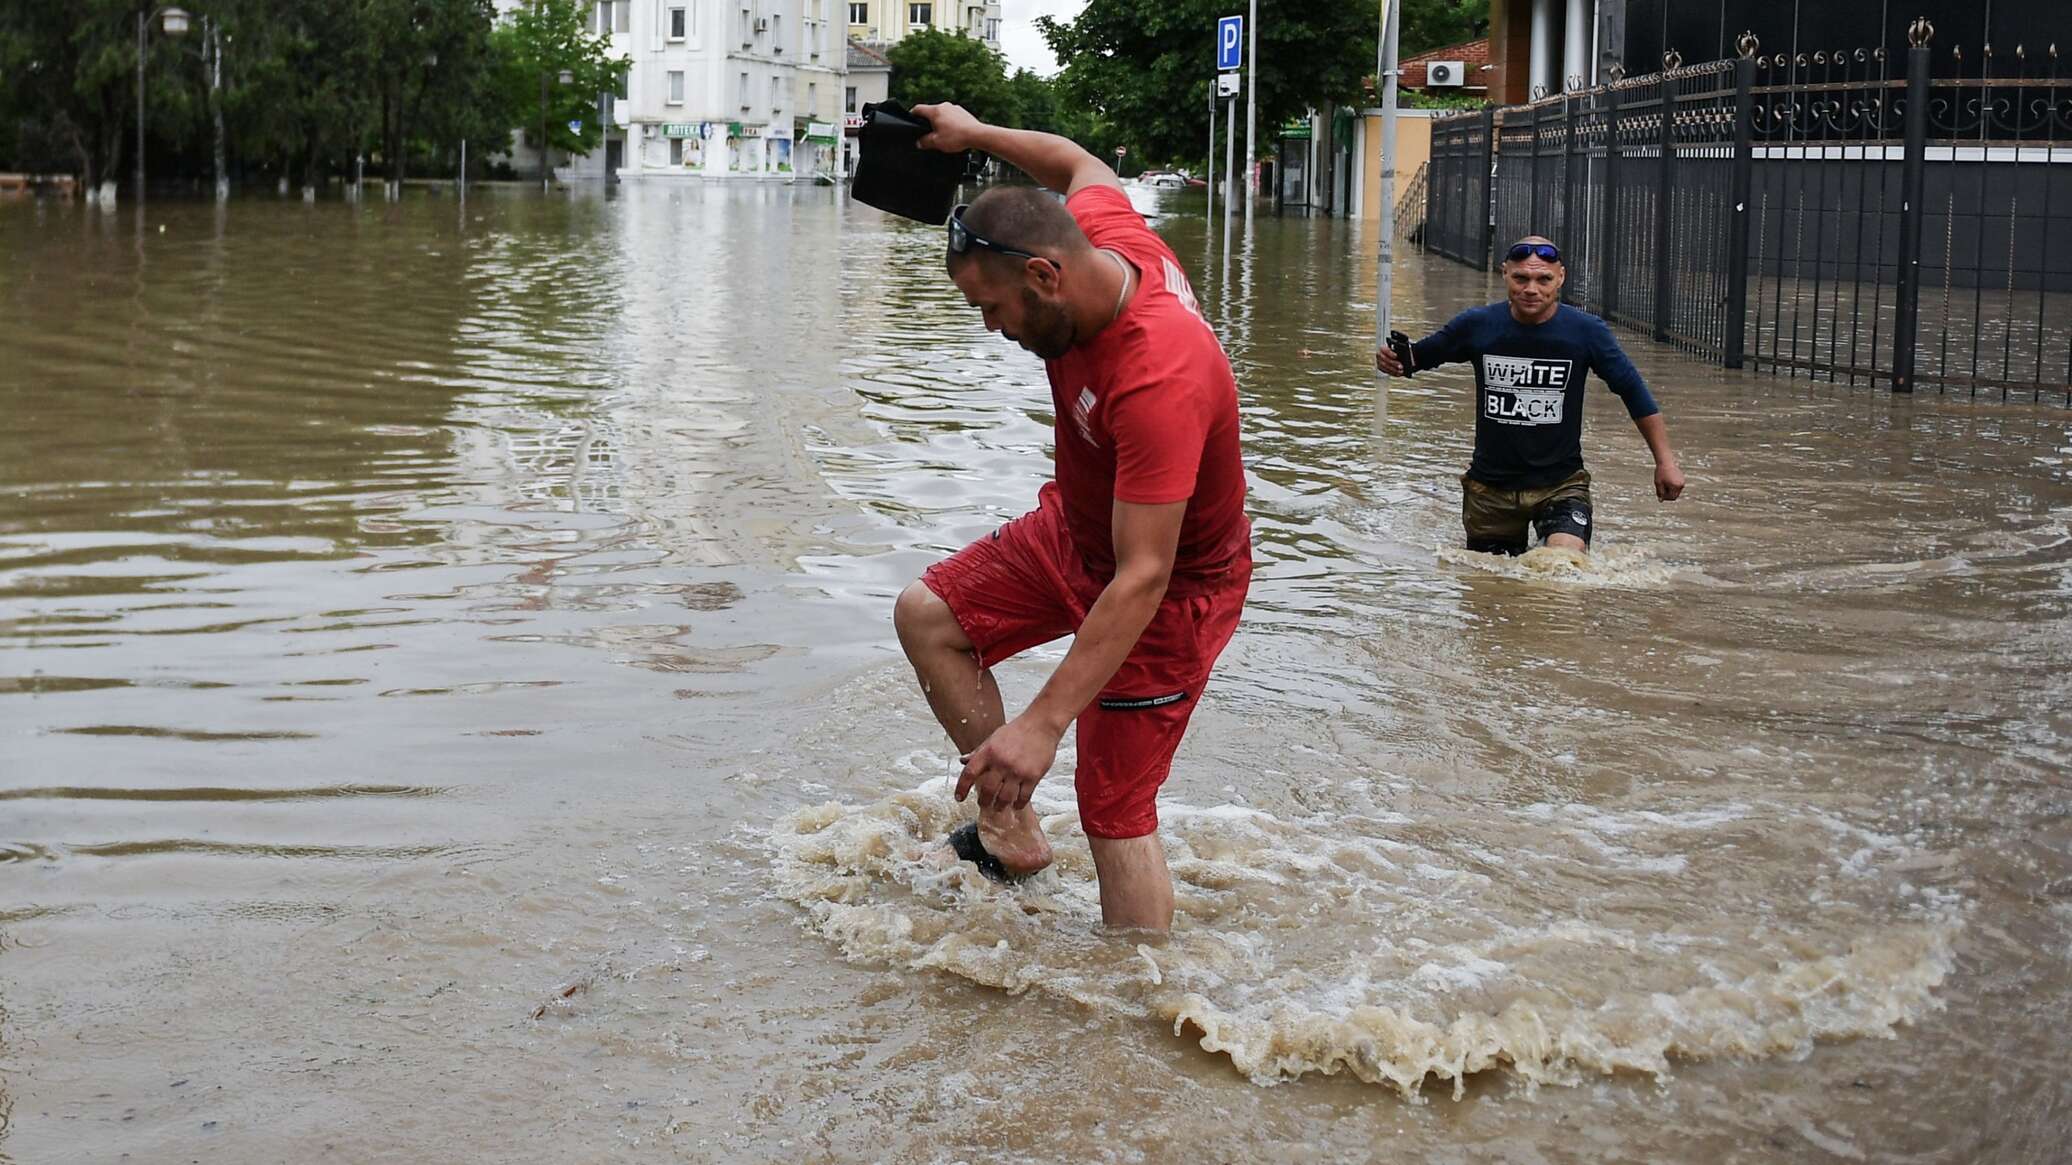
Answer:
[
  {"xmin": 1422, "ymin": 18, "xmax": 2072, "ymax": 403},
  {"xmin": 1395, "ymin": 160, "xmax": 1431, "ymax": 245}
]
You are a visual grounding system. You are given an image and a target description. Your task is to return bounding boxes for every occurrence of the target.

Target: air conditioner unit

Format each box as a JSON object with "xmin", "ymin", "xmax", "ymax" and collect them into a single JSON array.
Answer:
[
  {"xmin": 754, "ymin": 17, "xmax": 768, "ymax": 31},
  {"xmin": 1426, "ymin": 60, "xmax": 1466, "ymax": 87}
]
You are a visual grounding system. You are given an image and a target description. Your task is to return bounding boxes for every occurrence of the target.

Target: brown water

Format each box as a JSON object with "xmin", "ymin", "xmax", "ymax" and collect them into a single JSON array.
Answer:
[{"xmin": 2, "ymin": 186, "xmax": 2068, "ymax": 1163}]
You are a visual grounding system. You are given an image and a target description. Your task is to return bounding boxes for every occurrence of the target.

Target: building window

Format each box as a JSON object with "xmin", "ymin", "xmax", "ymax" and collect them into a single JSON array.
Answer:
[
  {"xmin": 739, "ymin": 71, "xmax": 751, "ymax": 109},
  {"xmin": 844, "ymin": 85, "xmax": 857, "ymax": 112},
  {"xmin": 908, "ymin": 2, "xmax": 930, "ymax": 27},
  {"xmin": 667, "ymin": 70, "xmax": 685, "ymax": 104},
  {"xmin": 849, "ymin": 2, "xmax": 867, "ymax": 24},
  {"xmin": 807, "ymin": 81, "xmax": 817, "ymax": 112},
  {"xmin": 769, "ymin": 75, "xmax": 781, "ymax": 116},
  {"xmin": 771, "ymin": 13, "xmax": 781, "ymax": 50},
  {"xmin": 740, "ymin": 8, "xmax": 752, "ymax": 45},
  {"xmin": 668, "ymin": 5, "xmax": 686, "ymax": 38},
  {"xmin": 985, "ymin": 16, "xmax": 998, "ymax": 40},
  {"xmin": 670, "ymin": 137, "xmax": 684, "ymax": 166}
]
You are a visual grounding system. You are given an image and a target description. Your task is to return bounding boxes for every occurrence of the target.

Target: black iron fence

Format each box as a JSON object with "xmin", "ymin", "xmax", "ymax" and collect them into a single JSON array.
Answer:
[{"xmin": 1421, "ymin": 18, "xmax": 2072, "ymax": 402}]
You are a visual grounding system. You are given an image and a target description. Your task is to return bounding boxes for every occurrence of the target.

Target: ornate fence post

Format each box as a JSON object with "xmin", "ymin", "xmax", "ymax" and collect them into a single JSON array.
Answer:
[
  {"xmin": 1479, "ymin": 106, "xmax": 1498, "ymax": 269},
  {"xmin": 1563, "ymin": 86, "xmax": 1581, "ymax": 303},
  {"xmin": 1600, "ymin": 67, "xmax": 1624, "ymax": 322},
  {"xmin": 1892, "ymin": 18, "xmax": 1934, "ymax": 392},
  {"xmin": 1724, "ymin": 35, "xmax": 1759, "ymax": 368},
  {"xmin": 1653, "ymin": 51, "xmax": 1681, "ymax": 342}
]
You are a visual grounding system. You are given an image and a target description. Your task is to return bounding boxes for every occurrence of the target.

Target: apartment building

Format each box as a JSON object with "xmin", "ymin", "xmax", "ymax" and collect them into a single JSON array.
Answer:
[
  {"xmin": 505, "ymin": 0, "xmax": 850, "ymax": 182},
  {"xmin": 843, "ymin": 0, "xmax": 1001, "ymax": 50}
]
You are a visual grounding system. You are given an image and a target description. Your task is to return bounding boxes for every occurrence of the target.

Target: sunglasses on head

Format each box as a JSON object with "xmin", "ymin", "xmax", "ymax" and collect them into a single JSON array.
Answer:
[
  {"xmin": 1506, "ymin": 242, "xmax": 1562, "ymax": 264},
  {"xmin": 948, "ymin": 204, "xmax": 1042, "ymax": 263}
]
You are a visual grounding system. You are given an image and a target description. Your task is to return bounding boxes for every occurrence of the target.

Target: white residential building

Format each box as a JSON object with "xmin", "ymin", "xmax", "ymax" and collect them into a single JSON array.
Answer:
[
  {"xmin": 499, "ymin": 0, "xmax": 853, "ymax": 182},
  {"xmin": 843, "ymin": 0, "xmax": 1001, "ymax": 49}
]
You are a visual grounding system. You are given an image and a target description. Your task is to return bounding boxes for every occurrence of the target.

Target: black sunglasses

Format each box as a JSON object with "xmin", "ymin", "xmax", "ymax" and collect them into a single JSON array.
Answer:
[
  {"xmin": 1506, "ymin": 242, "xmax": 1562, "ymax": 264},
  {"xmin": 948, "ymin": 204, "xmax": 1041, "ymax": 262}
]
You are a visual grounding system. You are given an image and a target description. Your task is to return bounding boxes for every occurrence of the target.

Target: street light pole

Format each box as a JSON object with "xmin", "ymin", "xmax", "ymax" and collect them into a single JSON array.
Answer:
[
  {"xmin": 1374, "ymin": 0, "xmax": 1401, "ymax": 380},
  {"xmin": 134, "ymin": 5, "xmax": 191, "ymax": 202},
  {"xmin": 540, "ymin": 67, "xmax": 574, "ymax": 191}
]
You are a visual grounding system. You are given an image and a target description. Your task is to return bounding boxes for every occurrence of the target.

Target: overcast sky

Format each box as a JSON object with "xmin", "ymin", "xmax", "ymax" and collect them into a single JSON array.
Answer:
[{"xmin": 999, "ymin": 0, "xmax": 1089, "ymax": 76}]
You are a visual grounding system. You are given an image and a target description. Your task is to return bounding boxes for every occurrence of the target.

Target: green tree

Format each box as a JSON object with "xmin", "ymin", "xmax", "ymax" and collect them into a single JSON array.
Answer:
[
  {"xmin": 363, "ymin": 0, "xmax": 499, "ymax": 188},
  {"xmin": 1038, "ymin": 0, "xmax": 1383, "ymax": 168},
  {"xmin": 490, "ymin": 0, "xmax": 620, "ymax": 182},
  {"xmin": 1403, "ymin": 0, "xmax": 1488, "ymax": 58},
  {"xmin": 885, "ymin": 27, "xmax": 1015, "ymax": 127},
  {"xmin": 229, "ymin": 0, "xmax": 376, "ymax": 190},
  {"xmin": 0, "ymin": 0, "xmax": 150, "ymax": 192}
]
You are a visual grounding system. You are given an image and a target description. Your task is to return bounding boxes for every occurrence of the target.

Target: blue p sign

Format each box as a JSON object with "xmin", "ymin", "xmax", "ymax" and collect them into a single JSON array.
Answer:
[{"xmin": 1217, "ymin": 15, "xmax": 1242, "ymax": 71}]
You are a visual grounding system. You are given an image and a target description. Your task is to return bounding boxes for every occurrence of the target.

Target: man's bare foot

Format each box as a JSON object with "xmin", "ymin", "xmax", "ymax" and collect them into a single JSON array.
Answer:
[{"xmin": 978, "ymin": 805, "xmax": 1052, "ymax": 875}]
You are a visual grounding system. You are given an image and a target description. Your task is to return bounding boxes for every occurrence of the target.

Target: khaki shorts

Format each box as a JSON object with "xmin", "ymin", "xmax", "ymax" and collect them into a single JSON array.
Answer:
[{"xmin": 1460, "ymin": 469, "xmax": 1593, "ymax": 555}]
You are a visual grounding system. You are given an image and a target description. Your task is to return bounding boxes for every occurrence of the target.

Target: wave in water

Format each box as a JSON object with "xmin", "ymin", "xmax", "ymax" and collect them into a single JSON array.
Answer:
[{"xmin": 769, "ymin": 779, "xmax": 1958, "ymax": 1099}]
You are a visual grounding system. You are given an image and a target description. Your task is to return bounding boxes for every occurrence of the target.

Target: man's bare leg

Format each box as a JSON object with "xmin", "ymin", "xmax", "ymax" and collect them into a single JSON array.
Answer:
[
  {"xmin": 1544, "ymin": 532, "xmax": 1587, "ymax": 552},
  {"xmin": 893, "ymin": 581, "xmax": 1053, "ymax": 874},
  {"xmin": 1088, "ymin": 834, "xmax": 1173, "ymax": 930}
]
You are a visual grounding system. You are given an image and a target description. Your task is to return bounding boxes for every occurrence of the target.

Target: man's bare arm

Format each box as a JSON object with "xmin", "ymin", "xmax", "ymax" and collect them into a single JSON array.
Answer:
[
  {"xmin": 913, "ymin": 101, "xmax": 1121, "ymax": 197},
  {"xmin": 955, "ymin": 498, "xmax": 1184, "ymax": 811}
]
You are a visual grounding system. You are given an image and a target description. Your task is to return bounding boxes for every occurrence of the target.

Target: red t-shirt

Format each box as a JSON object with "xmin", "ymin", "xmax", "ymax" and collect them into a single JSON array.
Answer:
[{"xmin": 1047, "ymin": 185, "xmax": 1250, "ymax": 588}]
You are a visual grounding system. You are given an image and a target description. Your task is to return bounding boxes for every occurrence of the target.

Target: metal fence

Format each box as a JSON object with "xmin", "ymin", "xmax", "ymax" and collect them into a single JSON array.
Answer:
[{"xmin": 1421, "ymin": 18, "xmax": 2072, "ymax": 402}]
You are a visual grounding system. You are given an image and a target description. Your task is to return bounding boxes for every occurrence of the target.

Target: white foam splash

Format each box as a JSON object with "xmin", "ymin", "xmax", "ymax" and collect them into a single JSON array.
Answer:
[
  {"xmin": 1437, "ymin": 543, "xmax": 1682, "ymax": 587},
  {"xmin": 769, "ymin": 783, "xmax": 1960, "ymax": 1099}
]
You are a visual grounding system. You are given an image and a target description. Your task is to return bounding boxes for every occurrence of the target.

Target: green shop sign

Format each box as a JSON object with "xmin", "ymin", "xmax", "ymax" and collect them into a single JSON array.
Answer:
[
  {"xmin": 1279, "ymin": 119, "xmax": 1311, "ymax": 140},
  {"xmin": 662, "ymin": 123, "xmax": 700, "ymax": 138}
]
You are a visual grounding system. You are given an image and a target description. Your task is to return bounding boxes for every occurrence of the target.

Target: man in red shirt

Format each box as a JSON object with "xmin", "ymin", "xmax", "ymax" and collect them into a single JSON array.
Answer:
[{"xmin": 892, "ymin": 104, "xmax": 1251, "ymax": 931}]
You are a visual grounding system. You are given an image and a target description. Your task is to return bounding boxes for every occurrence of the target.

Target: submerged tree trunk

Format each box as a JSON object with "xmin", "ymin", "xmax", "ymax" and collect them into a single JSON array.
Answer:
[
  {"xmin": 208, "ymin": 20, "xmax": 227, "ymax": 201},
  {"xmin": 303, "ymin": 128, "xmax": 322, "ymax": 200}
]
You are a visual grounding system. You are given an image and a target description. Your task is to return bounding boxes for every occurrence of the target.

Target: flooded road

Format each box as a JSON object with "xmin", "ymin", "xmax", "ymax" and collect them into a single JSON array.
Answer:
[{"xmin": 2, "ymin": 185, "xmax": 2069, "ymax": 1163}]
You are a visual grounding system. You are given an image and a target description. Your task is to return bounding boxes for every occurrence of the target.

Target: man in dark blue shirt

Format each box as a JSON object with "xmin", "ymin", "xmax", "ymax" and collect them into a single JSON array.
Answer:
[{"xmin": 1376, "ymin": 236, "xmax": 1686, "ymax": 555}]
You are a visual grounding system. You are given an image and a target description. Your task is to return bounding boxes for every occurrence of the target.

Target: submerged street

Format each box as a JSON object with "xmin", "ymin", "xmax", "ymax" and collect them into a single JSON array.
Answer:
[{"xmin": 2, "ymin": 185, "xmax": 2068, "ymax": 1162}]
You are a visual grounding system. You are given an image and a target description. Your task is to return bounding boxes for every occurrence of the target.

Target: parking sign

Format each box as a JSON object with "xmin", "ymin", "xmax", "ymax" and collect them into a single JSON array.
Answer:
[{"xmin": 1217, "ymin": 15, "xmax": 1242, "ymax": 71}]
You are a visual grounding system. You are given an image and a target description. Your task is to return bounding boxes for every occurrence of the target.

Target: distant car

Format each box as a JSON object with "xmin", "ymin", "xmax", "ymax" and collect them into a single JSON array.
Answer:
[{"xmin": 1136, "ymin": 170, "xmax": 1189, "ymax": 190}]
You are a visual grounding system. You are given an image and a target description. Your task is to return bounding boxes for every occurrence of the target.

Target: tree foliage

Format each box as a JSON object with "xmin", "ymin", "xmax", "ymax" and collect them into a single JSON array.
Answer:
[
  {"xmin": 491, "ymin": 0, "xmax": 619, "ymax": 163},
  {"xmin": 0, "ymin": 0, "xmax": 616, "ymax": 192},
  {"xmin": 1402, "ymin": 0, "xmax": 1489, "ymax": 58},
  {"xmin": 1038, "ymin": 0, "xmax": 1485, "ymax": 168},
  {"xmin": 885, "ymin": 27, "xmax": 1017, "ymax": 127}
]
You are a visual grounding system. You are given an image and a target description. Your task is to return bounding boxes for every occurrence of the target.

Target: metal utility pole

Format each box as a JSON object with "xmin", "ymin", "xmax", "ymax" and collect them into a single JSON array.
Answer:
[
  {"xmin": 1224, "ymin": 94, "xmax": 1237, "ymax": 249},
  {"xmin": 1207, "ymin": 82, "xmax": 1216, "ymax": 228},
  {"xmin": 1374, "ymin": 0, "xmax": 1401, "ymax": 376},
  {"xmin": 1244, "ymin": 0, "xmax": 1257, "ymax": 213}
]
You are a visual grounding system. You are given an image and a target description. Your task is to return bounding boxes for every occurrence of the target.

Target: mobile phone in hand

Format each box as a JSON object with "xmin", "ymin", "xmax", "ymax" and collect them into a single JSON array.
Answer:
[{"xmin": 1387, "ymin": 330, "xmax": 1415, "ymax": 376}]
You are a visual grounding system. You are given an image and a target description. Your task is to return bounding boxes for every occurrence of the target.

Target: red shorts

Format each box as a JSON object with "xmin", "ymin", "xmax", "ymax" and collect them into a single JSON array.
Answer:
[{"xmin": 922, "ymin": 483, "xmax": 1251, "ymax": 839}]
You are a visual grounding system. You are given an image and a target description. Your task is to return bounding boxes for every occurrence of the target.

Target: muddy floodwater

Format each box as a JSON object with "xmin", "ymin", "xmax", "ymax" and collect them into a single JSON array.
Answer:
[{"xmin": 2, "ymin": 186, "xmax": 2069, "ymax": 1163}]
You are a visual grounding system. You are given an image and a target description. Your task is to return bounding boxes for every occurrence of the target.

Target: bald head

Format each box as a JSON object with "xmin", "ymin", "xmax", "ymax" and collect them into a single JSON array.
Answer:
[
  {"xmin": 949, "ymin": 186, "xmax": 1091, "ymax": 279},
  {"xmin": 1504, "ymin": 236, "xmax": 1563, "ymax": 267}
]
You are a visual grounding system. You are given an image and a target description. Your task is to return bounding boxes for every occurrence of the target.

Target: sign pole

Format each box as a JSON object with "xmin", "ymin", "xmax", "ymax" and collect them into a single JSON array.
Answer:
[
  {"xmin": 1207, "ymin": 80, "xmax": 1216, "ymax": 231},
  {"xmin": 1375, "ymin": 0, "xmax": 1402, "ymax": 380},
  {"xmin": 1224, "ymin": 94, "xmax": 1237, "ymax": 247},
  {"xmin": 1215, "ymin": 15, "xmax": 1243, "ymax": 245}
]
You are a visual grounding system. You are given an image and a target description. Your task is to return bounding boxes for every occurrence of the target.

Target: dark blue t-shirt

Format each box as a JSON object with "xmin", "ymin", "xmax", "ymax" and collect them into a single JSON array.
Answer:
[{"xmin": 1411, "ymin": 303, "xmax": 1659, "ymax": 490}]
